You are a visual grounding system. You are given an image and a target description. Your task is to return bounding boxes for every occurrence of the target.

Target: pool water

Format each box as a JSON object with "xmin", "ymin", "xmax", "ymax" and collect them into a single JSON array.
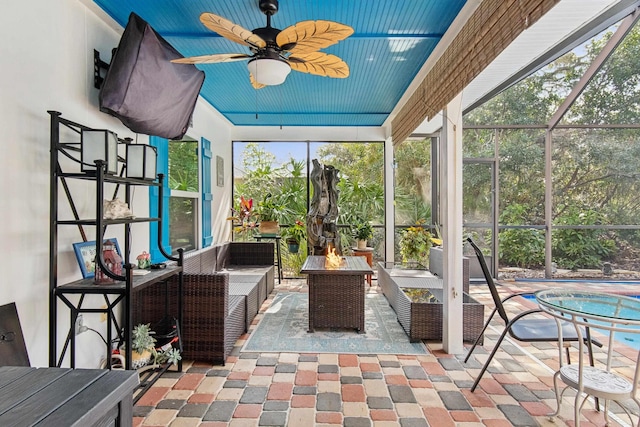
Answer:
[{"xmin": 523, "ymin": 294, "xmax": 640, "ymax": 351}]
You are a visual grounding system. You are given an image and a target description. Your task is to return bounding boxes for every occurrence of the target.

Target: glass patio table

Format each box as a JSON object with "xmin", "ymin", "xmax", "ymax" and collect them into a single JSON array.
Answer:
[{"xmin": 536, "ymin": 289, "xmax": 640, "ymax": 427}]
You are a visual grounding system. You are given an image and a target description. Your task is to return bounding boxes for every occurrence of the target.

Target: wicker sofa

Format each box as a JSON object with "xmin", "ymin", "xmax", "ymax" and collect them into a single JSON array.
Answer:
[{"xmin": 132, "ymin": 241, "xmax": 275, "ymax": 365}]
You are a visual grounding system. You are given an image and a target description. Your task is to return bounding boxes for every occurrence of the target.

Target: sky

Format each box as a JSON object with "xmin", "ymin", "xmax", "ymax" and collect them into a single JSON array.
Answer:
[{"xmin": 233, "ymin": 141, "xmax": 326, "ymax": 177}]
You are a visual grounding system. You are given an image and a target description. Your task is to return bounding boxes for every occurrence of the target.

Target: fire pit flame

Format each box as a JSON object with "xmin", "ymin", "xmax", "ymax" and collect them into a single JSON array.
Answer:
[{"xmin": 325, "ymin": 246, "xmax": 343, "ymax": 268}]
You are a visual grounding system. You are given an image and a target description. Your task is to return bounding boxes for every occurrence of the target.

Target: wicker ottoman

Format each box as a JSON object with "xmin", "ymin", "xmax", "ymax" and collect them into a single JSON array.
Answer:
[{"xmin": 229, "ymin": 281, "xmax": 260, "ymax": 332}]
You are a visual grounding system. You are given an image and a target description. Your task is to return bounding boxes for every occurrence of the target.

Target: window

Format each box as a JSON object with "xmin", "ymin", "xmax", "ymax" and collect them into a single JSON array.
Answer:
[
  {"xmin": 232, "ymin": 141, "xmax": 384, "ymax": 275},
  {"xmin": 149, "ymin": 136, "xmax": 212, "ymax": 261},
  {"xmin": 168, "ymin": 138, "xmax": 199, "ymax": 253}
]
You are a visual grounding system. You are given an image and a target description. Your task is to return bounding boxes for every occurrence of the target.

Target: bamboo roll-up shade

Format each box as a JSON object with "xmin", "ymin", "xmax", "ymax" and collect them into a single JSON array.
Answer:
[{"xmin": 391, "ymin": 0, "xmax": 560, "ymax": 145}]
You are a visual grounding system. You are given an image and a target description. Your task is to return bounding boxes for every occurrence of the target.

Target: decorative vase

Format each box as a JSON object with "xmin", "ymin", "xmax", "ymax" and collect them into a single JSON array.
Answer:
[
  {"xmin": 258, "ymin": 221, "xmax": 279, "ymax": 235},
  {"xmin": 357, "ymin": 239, "xmax": 367, "ymax": 250}
]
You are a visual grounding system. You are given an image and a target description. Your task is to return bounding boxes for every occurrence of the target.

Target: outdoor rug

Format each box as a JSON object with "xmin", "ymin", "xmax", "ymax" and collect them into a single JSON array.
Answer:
[{"xmin": 242, "ymin": 292, "xmax": 428, "ymax": 354}]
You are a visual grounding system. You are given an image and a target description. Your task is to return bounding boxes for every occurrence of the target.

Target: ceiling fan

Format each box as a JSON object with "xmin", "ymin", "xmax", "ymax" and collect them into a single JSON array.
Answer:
[{"xmin": 171, "ymin": 0, "xmax": 354, "ymax": 88}]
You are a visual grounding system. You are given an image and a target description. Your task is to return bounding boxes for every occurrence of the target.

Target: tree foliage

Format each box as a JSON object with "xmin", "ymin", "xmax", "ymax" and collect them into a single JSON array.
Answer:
[
  {"xmin": 393, "ymin": 138, "xmax": 432, "ymax": 225},
  {"xmin": 317, "ymin": 142, "xmax": 385, "ymax": 226},
  {"xmin": 231, "ymin": 26, "xmax": 640, "ymax": 271},
  {"xmin": 464, "ymin": 24, "xmax": 640, "ymax": 269},
  {"xmin": 168, "ymin": 141, "xmax": 198, "ymax": 191}
]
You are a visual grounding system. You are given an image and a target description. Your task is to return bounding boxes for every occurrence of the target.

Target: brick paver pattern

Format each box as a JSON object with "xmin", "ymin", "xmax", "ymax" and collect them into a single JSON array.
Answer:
[{"xmin": 134, "ymin": 276, "xmax": 640, "ymax": 426}]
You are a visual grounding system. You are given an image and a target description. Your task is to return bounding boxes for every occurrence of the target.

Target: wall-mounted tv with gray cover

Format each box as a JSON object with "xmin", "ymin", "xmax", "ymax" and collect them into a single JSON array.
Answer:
[{"xmin": 99, "ymin": 12, "xmax": 205, "ymax": 140}]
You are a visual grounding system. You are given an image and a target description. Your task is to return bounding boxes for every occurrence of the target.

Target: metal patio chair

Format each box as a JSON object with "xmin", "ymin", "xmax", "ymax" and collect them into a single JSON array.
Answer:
[{"xmin": 464, "ymin": 237, "xmax": 600, "ymax": 393}]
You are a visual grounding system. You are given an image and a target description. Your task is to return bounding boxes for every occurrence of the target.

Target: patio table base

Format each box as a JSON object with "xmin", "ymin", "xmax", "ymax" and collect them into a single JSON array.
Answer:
[{"xmin": 302, "ymin": 256, "xmax": 372, "ymax": 333}]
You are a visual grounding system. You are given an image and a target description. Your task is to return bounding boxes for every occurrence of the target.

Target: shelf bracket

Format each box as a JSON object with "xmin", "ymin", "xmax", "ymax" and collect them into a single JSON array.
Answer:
[{"xmin": 94, "ymin": 49, "xmax": 111, "ymax": 89}]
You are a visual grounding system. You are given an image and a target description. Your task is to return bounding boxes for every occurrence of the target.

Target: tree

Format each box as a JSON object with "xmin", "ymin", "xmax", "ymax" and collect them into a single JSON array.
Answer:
[
  {"xmin": 316, "ymin": 142, "xmax": 385, "ymax": 225},
  {"xmin": 168, "ymin": 141, "xmax": 198, "ymax": 191},
  {"xmin": 463, "ymin": 25, "xmax": 640, "ymax": 269},
  {"xmin": 393, "ymin": 138, "xmax": 432, "ymax": 225}
]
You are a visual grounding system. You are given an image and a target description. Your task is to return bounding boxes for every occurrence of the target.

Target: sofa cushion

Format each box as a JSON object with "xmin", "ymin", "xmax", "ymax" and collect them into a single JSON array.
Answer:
[
  {"xmin": 229, "ymin": 282, "xmax": 260, "ymax": 331},
  {"xmin": 226, "ymin": 273, "xmax": 268, "ymax": 306},
  {"xmin": 229, "ymin": 242, "xmax": 274, "ymax": 265}
]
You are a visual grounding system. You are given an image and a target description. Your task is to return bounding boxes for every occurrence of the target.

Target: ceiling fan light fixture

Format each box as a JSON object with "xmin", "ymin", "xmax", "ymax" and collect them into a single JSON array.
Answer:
[{"xmin": 248, "ymin": 57, "xmax": 291, "ymax": 86}]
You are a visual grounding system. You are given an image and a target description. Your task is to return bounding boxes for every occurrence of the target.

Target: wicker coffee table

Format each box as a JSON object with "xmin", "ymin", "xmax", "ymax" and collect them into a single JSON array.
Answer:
[{"xmin": 301, "ymin": 255, "xmax": 373, "ymax": 333}]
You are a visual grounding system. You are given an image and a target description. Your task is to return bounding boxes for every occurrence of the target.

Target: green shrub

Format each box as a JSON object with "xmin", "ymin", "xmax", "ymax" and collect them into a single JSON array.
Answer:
[
  {"xmin": 552, "ymin": 206, "xmax": 616, "ymax": 270},
  {"xmin": 498, "ymin": 204, "xmax": 545, "ymax": 268},
  {"xmin": 282, "ymin": 239, "xmax": 307, "ymax": 277},
  {"xmin": 399, "ymin": 224, "xmax": 432, "ymax": 266}
]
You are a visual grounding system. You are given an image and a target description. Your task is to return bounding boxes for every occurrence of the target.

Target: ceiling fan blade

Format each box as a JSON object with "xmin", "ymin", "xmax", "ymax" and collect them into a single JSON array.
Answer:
[
  {"xmin": 288, "ymin": 52, "xmax": 350, "ymax": 78},
  {"xmin": 200, "ymin": 12, "xmax": 266, "ymax": 49},
  {"xmin": 249, "ymin": 73, "xmax": 266, "ymax": 90},
  {"xmin": 171, "ymin": 53, "xmax": 251, "ymax": 64},
  {"xmin": 277, "ymin": 20, "xmax": 354, "ymax": 54}
]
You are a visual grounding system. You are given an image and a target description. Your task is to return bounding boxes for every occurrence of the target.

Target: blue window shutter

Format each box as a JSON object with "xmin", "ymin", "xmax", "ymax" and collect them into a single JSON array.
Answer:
[
  {"xmin": 201, "ymin": 137, "xmax": 213, "ymax": 247},
  {"xmin": 149, "ymin": 136, "xmax": 171, "ymax": 262}
]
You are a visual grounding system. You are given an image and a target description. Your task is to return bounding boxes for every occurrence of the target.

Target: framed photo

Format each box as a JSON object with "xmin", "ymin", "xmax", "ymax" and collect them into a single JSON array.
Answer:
[
  {"xmin": 72, "ymin": 239, "xmax": 121, "ymax": 279},
  {"xmin": 216, "ymin": 155, "xmax": 224, "ymax": 187}
]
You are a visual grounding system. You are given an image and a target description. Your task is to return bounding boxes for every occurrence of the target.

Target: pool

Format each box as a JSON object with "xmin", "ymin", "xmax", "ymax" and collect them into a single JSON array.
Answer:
[{"xmin": 522, "ymin": 294, "xmax": 640, "ymax": 350}]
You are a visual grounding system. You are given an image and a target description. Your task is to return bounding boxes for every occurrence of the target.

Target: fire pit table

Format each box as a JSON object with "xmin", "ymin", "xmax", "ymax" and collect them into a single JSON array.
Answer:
[{"xmin": 301, "ymin": 255, "xmax": 373, "ymax": 333}]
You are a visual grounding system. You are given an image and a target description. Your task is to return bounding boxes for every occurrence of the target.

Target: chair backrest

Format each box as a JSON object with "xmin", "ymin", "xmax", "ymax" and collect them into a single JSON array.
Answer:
[
  {"xmin": 0, "ymin": 302, "xmax": 30, "ymax": 367},
  {"xmin": 466, "ymin": 238, "xmax": 510, "ymax": 324}
]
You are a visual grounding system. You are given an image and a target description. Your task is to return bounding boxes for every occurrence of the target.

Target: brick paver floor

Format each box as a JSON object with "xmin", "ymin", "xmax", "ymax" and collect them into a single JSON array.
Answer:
[{"xmin": 135, "ymin": 276, "xmax": 640, "ymax": 426}]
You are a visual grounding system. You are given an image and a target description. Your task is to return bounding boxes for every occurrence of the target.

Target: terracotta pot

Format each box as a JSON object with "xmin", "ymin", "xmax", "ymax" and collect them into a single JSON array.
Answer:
[{"xmin": 258, "ymin": 221, "xmax": 279, "ymax": 235}]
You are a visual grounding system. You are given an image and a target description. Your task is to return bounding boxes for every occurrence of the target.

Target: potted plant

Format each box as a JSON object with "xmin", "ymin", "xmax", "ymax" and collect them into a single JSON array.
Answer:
[
  {"xmin": 129, "ymin": 323, "xmax": 155, "ymax": 369},
  {"xmin": 352, "ymin": 221, "xmax": 373, "ymax": 249},
  {"xmin": 255, "ymin": 193, "xmax": 283, "ymax": 235},
  {"xmin": 399, "ymin": 223, "xmax": 433, "ymax": 267},
  {"xmin": 128, "ymin": 323, "xmax": 181, "ymax": 369},
  {"xmin": 227, "ymin": 196, "xmax": 257, "ymax": 238},
  {"xmin": 283, "ymin": 220, "xmax": 306, "ymax": 253}
]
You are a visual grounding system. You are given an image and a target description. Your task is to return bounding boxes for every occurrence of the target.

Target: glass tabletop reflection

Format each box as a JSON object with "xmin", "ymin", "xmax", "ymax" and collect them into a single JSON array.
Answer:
[{"xmin": 535, "ymin": 289, "xmax": 640, "ymax": 323}]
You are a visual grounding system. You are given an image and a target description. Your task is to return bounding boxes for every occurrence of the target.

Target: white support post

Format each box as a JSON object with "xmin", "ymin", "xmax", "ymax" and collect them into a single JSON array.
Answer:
[
  {"xmin": 441, "ymin": 93, "xmax": 464, "ymax": 354},
  {"xmin": 385, "ymin": 136, "xmax": 395, "ymax": 263}
]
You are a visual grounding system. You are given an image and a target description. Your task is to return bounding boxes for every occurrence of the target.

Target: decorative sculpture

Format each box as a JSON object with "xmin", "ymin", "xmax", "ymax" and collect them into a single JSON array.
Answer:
[
  {"xmin": 307, "ymin": 159, "xmax": 341, "ymax": 255},
  {"xmin": 103, "ymin": 198, "xmax": 134, "ymax": 219}
]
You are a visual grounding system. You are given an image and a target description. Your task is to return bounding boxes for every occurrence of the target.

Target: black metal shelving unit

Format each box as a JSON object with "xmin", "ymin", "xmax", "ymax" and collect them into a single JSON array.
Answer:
[{"xmin": 48, "ymin": 111, "xmax": 183, "ymax": 398}]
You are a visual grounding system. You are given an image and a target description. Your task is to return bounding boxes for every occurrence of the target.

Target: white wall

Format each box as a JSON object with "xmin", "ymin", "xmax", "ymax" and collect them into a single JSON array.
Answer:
[{"xmin": 0, "ymin": 0, "xmax": 233, "ymax": 367}]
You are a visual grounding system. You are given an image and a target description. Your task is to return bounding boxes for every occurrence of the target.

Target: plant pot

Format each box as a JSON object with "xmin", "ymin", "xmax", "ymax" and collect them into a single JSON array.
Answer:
[
  {"xmin": 287, "ymin": 239, "xmax": 300, "ymax": 253},
  {"xmin": 130, "ymin": 349, "xmax": 152, "ymax": 369},
  {"xmin": 357, "ymin": 239, "xmax": 367, "ymax": 250},
  {"xmin": 258, "ymin": 221, "xmax": 279, "ymax": 235}
]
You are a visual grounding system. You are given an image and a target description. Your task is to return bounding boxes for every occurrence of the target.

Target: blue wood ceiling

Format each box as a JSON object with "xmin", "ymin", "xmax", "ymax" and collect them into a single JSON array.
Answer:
[{"xmin": 93, "ymin": 0, "xmax": 467, "ymax": 127}]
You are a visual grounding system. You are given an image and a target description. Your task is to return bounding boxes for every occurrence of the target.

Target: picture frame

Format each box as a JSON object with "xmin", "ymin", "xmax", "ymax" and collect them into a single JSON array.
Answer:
[
  {"xmin": 216, "ymin": 155, "xmax": 224, "ymax": 187},
  {"xmin": 72, "ymin": 239, "xmax": 121, "ymax": 279}
]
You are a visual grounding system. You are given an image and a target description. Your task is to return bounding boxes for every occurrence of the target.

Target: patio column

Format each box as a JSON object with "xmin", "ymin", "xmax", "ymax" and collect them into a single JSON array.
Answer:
[
  {"xmin": 384, "ymin": 135, "xmax": 395, "ymax": 263},
  {"xmin": 440, "ymin": 93, "xmax": 464, "ymax": 354}
]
